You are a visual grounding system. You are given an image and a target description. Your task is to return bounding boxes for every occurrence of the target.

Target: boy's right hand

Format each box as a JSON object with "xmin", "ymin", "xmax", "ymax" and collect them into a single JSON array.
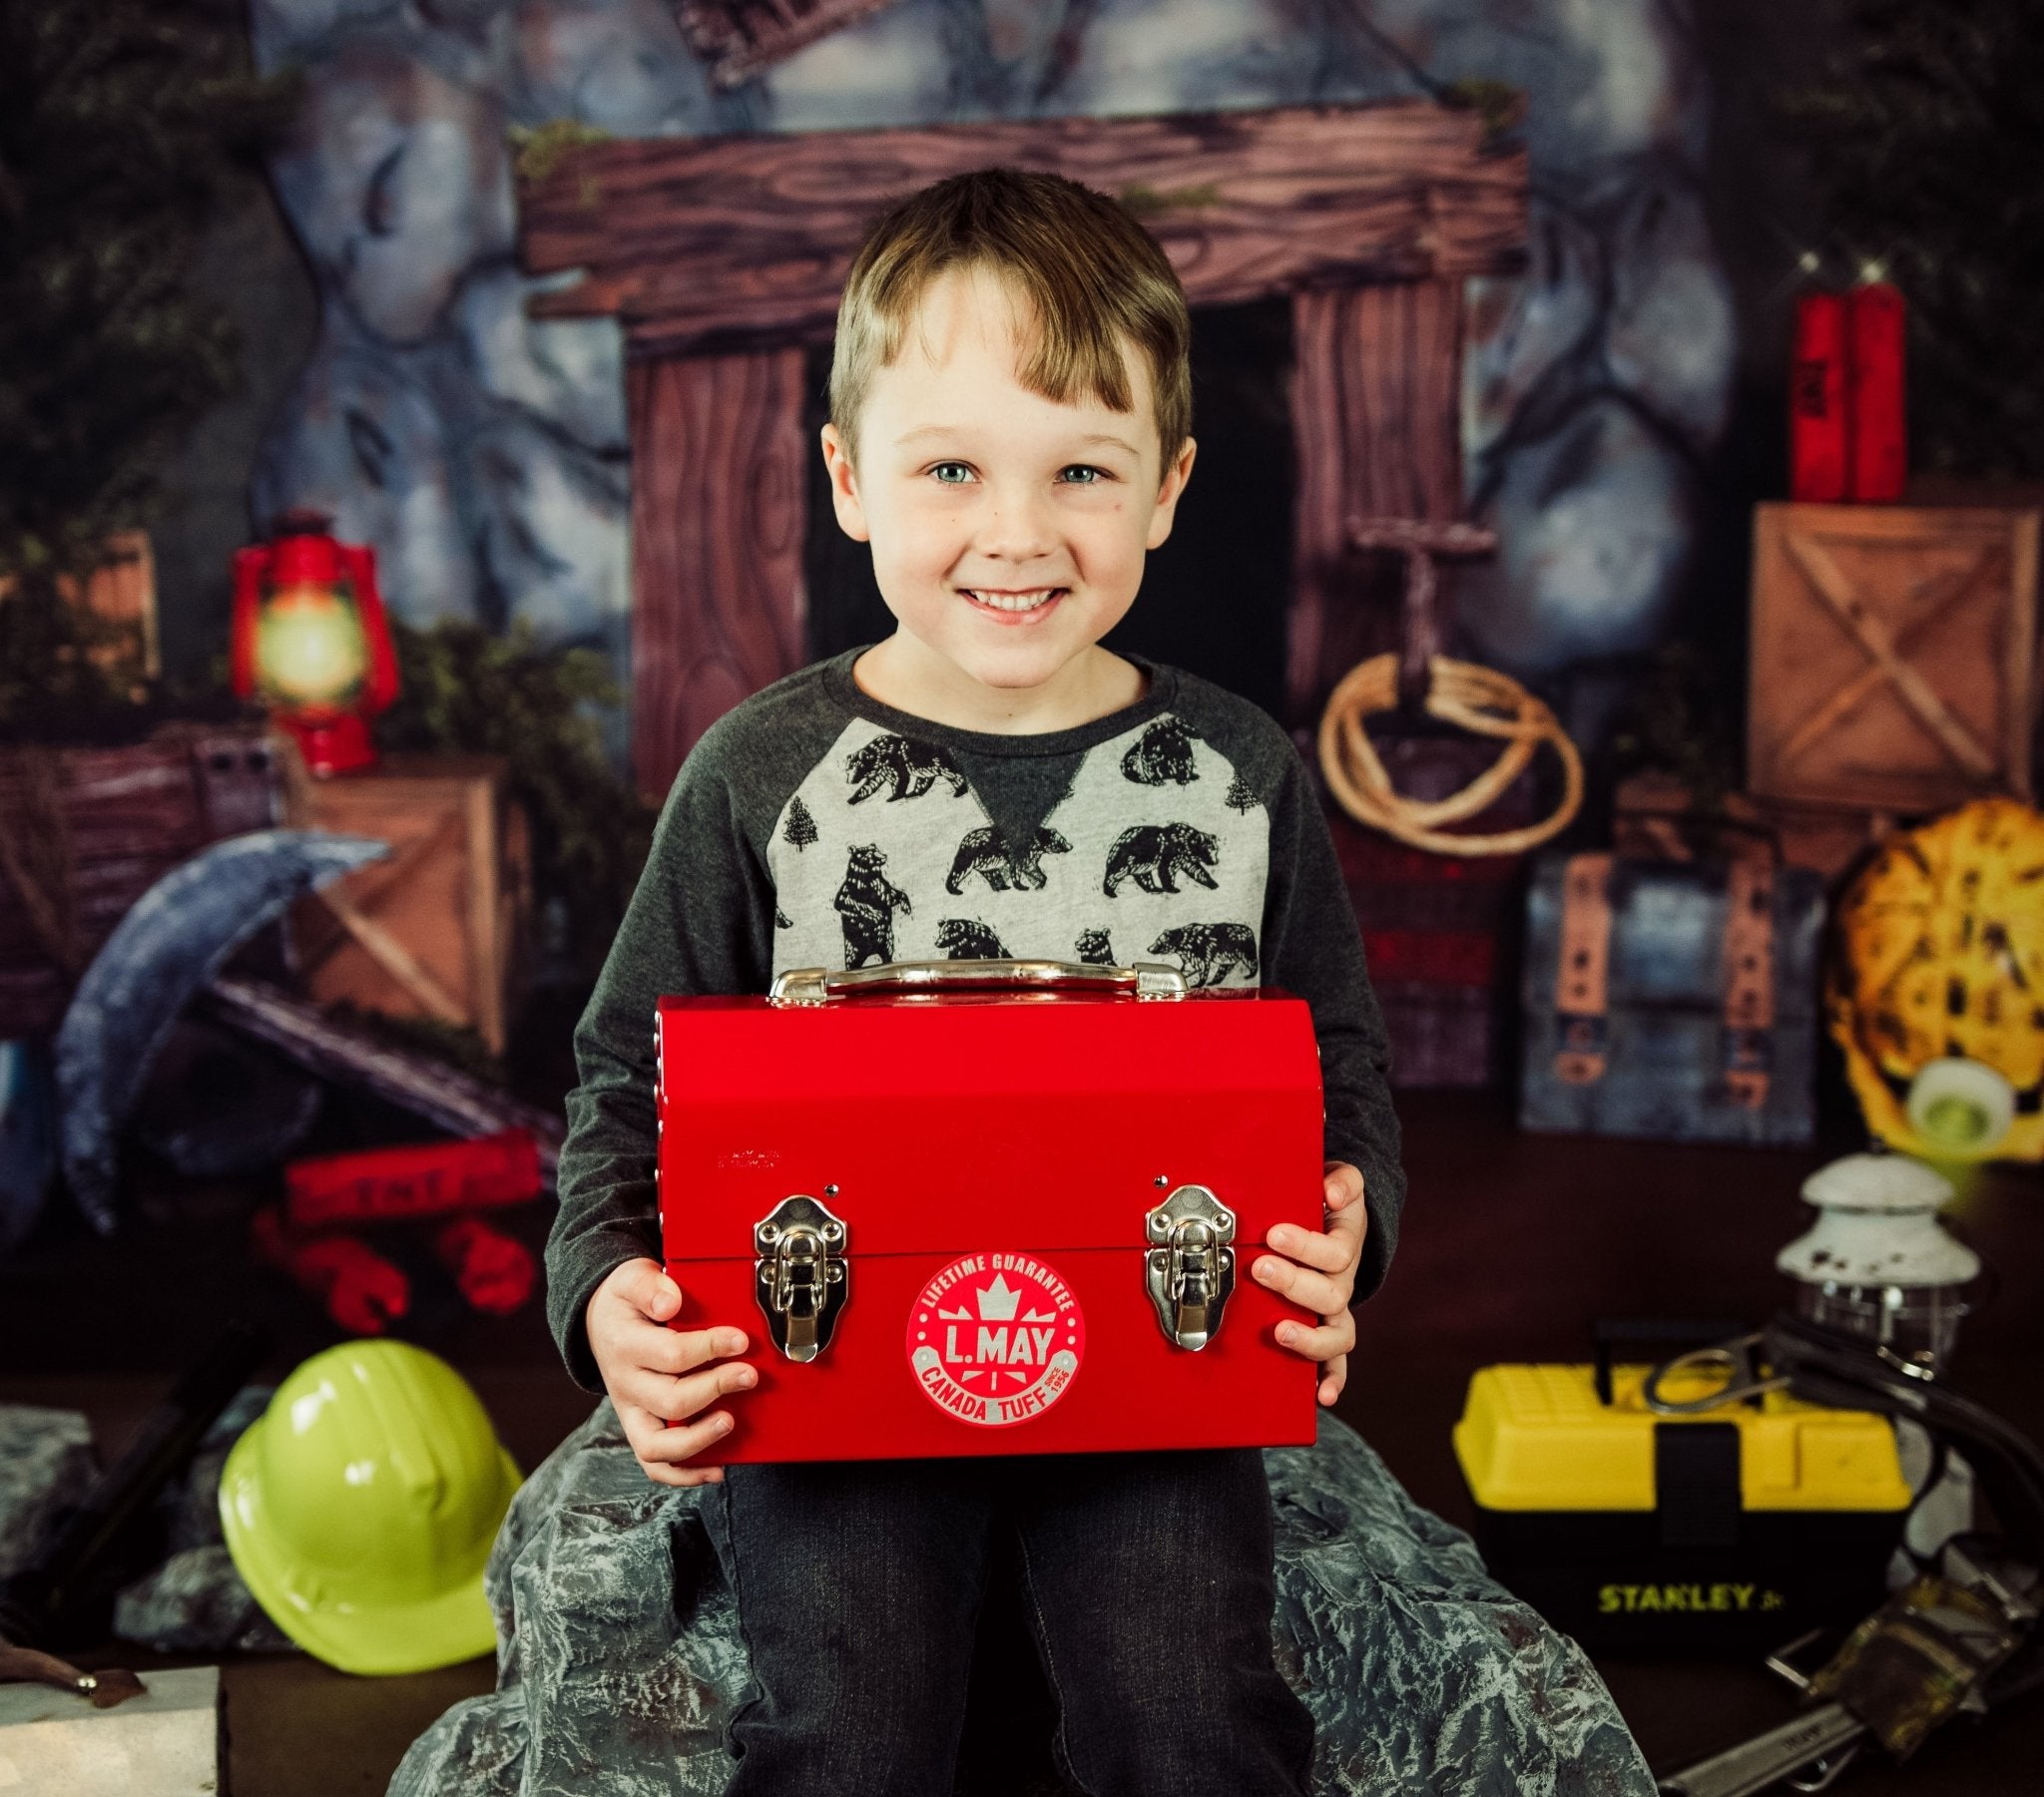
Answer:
[{"xmin": 586, "ymin": 1257, "xmax": 756, "ymax": 1487}]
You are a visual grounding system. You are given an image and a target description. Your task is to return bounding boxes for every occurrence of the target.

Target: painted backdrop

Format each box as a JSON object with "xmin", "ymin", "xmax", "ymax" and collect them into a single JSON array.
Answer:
[{"xmin": 251, "ymin": 0, "xmax": 1733, "ymax": 713}]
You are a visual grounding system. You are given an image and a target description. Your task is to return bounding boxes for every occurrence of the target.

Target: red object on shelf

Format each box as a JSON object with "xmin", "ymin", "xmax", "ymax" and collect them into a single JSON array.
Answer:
[
  {"xmin": 284, "ymin": 1129, "xmax": 543, "ymax": 1231},
  {"xmin": 1847, "ymin": 281, "xmax": 1907, "ymax": 502},
  {"xmin": 1790, "ymin": 292, "xmax": 1850, "ymax": 502},
  {"xmin": 230, "ymin": 509, "xmax": 400, "ymax": 777},
  {"xmin": 433, "ymin": 1214, "xmax": 537, "ymax": 1315},
  {"xmin": 251, "ymin": 1206, "xmax": 410, "ymax": 1335},
  {"xmin": 657, "ymin": 977, "xmax": 1324, "ymax": 1466}
]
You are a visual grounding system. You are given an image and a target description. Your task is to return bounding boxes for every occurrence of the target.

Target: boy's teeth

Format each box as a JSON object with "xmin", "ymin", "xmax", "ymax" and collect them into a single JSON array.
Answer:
[{"xmin": 970, "ymin": 589, "xmax": 1059, "ymax": 612}]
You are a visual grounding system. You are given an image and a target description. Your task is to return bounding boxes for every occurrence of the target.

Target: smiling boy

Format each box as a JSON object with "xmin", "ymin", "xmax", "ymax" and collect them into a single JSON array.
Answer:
[{"xmin": 548, "ymin": 168, "xmax": 1404, "ymax": 1794}]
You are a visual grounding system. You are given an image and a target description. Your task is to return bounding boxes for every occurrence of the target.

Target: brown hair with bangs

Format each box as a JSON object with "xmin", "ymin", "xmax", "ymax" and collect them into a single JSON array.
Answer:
[{"xmin": 828, "ymin": 168, "xmax": 1193, "ymax": 469}]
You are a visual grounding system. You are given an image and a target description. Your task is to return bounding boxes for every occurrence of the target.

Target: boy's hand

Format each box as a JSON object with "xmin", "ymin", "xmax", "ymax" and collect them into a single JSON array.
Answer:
[
  {"xmin": 586, "ymin": 1257, "xmax": 757, "ymax": 1487},
  {"xmin": 1253, "ymin": 1161, "xmax": 1366, "ymax": 1408}
]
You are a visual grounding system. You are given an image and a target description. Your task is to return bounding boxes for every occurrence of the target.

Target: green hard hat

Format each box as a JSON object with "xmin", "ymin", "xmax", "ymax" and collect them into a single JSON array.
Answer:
[{"xmin": 220, "ymin": 1339, "xmax": 521, "ymax": 1676}]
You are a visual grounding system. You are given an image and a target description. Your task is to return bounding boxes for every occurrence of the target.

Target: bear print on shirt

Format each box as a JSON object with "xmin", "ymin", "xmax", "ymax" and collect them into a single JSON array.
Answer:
[
  {"xmin": 1121, "ymin": 715, "xmax": 1202, "ymax": 785},
  {"xmin": 946, "ymin": 824, "xmax": 1072, "ymax": 894},
  {"xmin": 768, "ymin": 712, "xmax": 1271, "ymax": 989},
  {"xmin": 936, "ymin": 917, "xmax": 1010, "ymax": 959},
  {"xmin": 1150, "ymin": 922, "xmax": 1258, "ymax": 988},
  {"xmin": 846, "ymin": 733, "xmax": 970, "ymax": 803},
  {"xmin": 1104, "ymin": 823, "xmax": 1220, "ymax": 897},
  {"xmin": 835, "ymin": 844, "xmax": 912, "ymax": 968}
]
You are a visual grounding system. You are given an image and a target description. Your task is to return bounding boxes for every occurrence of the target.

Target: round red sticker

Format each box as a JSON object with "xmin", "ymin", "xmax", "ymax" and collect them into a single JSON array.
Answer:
[{"xmin": 907, "ymin": 1253, "xmax": 1086, "ymax": 1428}]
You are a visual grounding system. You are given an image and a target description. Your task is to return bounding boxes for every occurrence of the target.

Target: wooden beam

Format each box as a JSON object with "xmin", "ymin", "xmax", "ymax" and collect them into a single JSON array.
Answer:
[
  {"xmin": 1286, "ymin": 278, "xmax": 1464, "ymax": 730},
  {"xmin": 629, "ymin": 347, "xmax": 810, "ymax": 797},
  {"xmin": 519, "ymin": 103, "xmax": 1525, "ymax": 354}
]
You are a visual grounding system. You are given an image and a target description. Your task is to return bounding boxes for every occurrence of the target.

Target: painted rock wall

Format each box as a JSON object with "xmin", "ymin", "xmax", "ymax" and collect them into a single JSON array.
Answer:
[{"xmin": 251, "ymin": 0, "xmax": 1733, "ymax": 703}]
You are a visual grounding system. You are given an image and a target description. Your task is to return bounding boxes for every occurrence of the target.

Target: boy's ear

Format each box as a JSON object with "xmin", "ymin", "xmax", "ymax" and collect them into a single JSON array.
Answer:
[
  {"xmin": 819, "ymin": 422, "xmax": 871, "ymax": 543},
  {"xmin": 1144, "ymin": 436, "xmax": 1198, "ymax": 552}
]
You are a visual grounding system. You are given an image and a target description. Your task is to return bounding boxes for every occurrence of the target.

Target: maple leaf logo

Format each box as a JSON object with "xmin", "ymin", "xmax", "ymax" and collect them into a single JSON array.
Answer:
[{"xmin": 975, "ymin": 1274, "xmax": 1021, "ymax": 1321}]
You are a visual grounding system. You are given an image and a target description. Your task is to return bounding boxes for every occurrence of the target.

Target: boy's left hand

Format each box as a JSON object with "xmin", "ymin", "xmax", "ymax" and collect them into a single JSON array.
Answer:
[{"xmin": 1254, "ymin": 1161, "xmax": 1366, "ymax": 1408}]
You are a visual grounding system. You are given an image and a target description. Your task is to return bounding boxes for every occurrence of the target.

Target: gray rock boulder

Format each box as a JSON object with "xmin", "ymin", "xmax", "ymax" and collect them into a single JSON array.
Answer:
[
  {"xmin": 0, "ymin": 1406, "xmax": 96, "ymax": 1581},
  {"xmin": 1458, "ymin": 393, "xmax": 1693, "ymax": 675},
  {"xmin": 252, "ymin": 326, "xmax": 480, "ymax": 628},
  {"xmin": 269, "ymin": 42, "xmax": 516, "ymax": 346},
  {"xmin": 389, "ymin": 1403, "xmax": 1653, "ymax": 1797}
]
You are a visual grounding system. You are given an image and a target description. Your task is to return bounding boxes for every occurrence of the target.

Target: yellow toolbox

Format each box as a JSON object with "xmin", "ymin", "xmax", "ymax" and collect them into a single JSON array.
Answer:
[{"xmin": 1453, "ymin": 1360, "xmax": 1912, "ymax": 1649}]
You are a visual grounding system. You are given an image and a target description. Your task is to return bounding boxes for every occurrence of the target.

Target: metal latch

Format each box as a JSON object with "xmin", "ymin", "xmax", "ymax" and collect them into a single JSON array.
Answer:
[
  {"xmin": 1144, "ymin": 1184, "xmax": 1236, "ymax": 1351},
  {"xmin": 754, "ymin": 1194, "xmax": 848, "ymax": 1362}
]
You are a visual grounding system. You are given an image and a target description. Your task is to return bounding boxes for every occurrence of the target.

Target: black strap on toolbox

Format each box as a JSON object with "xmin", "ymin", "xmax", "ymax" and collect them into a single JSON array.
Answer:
[{"xmin": 1655, "ymin": 1422, "xmax": 1742, "ymax": 1549}]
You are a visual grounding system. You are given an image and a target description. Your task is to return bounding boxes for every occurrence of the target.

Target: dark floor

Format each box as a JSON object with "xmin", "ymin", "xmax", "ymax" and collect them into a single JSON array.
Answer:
[{"xmin": 5, "ymin": 1090, "xmax": 2043, "ymax": 1795}]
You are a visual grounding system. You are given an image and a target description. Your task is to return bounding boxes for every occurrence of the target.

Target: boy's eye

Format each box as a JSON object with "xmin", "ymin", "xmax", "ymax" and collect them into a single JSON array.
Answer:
[
  {"xmin": 929, "ymin": 462, "xmax": 975, "ymax": 485},
  {"xmin": 1058, "ymin": 465, "xmax": 1110, "ymax": 485}
]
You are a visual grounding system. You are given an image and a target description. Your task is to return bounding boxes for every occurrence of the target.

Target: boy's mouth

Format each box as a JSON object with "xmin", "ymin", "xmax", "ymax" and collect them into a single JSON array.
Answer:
[{"xmin": 959, "ymin": 586, "xmax": 1067, "ymax": 619}]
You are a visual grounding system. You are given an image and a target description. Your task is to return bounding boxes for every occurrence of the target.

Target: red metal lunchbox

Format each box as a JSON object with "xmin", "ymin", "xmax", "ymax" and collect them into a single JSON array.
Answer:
[{"xmin": 656, "ymin": 959, "xmax": 1326, "ymax": 1465}]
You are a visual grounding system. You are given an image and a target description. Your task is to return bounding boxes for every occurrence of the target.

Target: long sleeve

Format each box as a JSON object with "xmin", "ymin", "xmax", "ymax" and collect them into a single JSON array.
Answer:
[
  {"xmin": 1259, "ymin": 752, "xmax": 1405, "ymax": 1305},
  {"xmin": 544, "ymin": 728, "xmax": 781, "ymax": 1391}
]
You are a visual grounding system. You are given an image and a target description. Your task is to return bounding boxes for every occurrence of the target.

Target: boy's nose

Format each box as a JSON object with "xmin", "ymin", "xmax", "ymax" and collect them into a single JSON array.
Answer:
[{"xmin": 972, "ymin": 487, "xmax": 1058, "ymax": 562}]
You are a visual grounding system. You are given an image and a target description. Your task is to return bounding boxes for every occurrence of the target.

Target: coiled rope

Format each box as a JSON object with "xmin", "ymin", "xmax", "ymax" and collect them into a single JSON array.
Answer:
[{"xmin": 1316, "ymin": 652, "xmax": 1583, "ymax": 857}]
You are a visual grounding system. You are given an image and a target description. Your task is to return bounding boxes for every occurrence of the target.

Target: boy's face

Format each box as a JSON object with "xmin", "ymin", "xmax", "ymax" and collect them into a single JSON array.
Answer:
[{"xmin": 820, "ymin": 265, "xmax": 1196, "ymax": 723}]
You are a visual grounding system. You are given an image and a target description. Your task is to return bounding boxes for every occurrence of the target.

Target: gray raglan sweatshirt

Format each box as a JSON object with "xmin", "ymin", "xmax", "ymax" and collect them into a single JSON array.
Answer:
[{"xmin": 545, "ymin": 648, "xmax": 1404, "ymax": 1390}]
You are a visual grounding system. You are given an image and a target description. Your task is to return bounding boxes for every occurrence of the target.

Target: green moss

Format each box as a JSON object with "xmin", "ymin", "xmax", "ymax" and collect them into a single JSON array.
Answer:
[
  {"xmin": 1442, "ymin": 79, "xmax": 1526, "ymax": 142},
  {"xmin": 1118, "ymin": 182, "xmax": 1225, "ymax": 219},
  {"xmin": 509, "ymin": 120, "xmax": 614, "ymax": 189}
]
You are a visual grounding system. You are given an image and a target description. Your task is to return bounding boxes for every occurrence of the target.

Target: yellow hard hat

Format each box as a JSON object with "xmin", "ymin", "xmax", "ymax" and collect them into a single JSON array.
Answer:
[{"xmin": 220, "ymin": 1339, "xmax": 521, "ymax": 1675}]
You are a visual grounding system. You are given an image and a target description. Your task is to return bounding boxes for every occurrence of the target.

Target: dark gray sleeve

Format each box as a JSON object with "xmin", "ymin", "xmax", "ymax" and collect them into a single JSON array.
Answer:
[
  {"xmin": 1260, "ymin": 748, "xmax": 1406, "ymax": 1306},
  {"xmin": 543, "ymin": 724, "xmax": 782, "ymax": 1392}
]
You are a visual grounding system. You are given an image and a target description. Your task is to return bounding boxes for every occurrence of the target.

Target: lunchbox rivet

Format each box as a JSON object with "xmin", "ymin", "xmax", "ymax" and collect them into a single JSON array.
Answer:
[
  {"xmin": 1154, "ymin": 1175, "xmax": 1169, "ymax": 1187},
  {"xmin": 823, "ymin": 1183, "xmax": 839, "ymax": 1195}
]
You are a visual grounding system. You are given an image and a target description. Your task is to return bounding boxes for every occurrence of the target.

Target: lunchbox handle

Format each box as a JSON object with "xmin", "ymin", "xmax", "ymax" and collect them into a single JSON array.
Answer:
[{"xmin": 767, "ymin": 958, "xmax": 1188, "ymax": 1006}]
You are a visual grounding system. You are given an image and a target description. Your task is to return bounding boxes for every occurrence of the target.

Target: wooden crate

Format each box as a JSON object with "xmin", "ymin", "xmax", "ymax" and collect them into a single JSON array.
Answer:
[
  {"xmin": 282, "ymin": 754, "xmax": 530, "ymax": 1056},
  {"xmin": 1614, "ymin": 774, "xmax": 1896, "ymax": 885},
  {"xmin": 1749, "ymin": 502, "xmax": 2040, "ymax": 812},
  {"xmin": 0, "ymin": 723, "xmax": 277, "ymax": 1037},
  {"xmin": 0, "ymin": 530, "xmax": 160, "ymax": 682}
]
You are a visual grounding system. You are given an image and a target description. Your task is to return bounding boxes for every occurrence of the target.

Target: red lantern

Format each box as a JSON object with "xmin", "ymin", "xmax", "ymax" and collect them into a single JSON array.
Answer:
[{"xmin": 231, "ymin": 509, "xmax": 399, "ymax": 777}]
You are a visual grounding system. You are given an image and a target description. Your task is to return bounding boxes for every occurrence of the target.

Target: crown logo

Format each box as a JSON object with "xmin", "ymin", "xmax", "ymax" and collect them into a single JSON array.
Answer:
[{"xmin": 975, "ymin": 1274, "xmax": 1021, "ymax": 1322}]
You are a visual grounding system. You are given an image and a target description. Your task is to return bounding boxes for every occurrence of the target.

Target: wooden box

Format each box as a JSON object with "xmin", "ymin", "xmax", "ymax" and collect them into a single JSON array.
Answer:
[
  {"xmin": 1613, "ymin": 774, "xmax": 1895, "ymax": 886},
  {"xmin": 1749, "ymin": 503, "xmax": 2040, "ymax": 812},
  {"xmin": 0, "ymin": 723, "xmax": 277, "ymax": 1037},
  {"xmin": 0, "ymin": 530, "xmax": 160, "ymax": 683},
  {"xmin": 282, "ymin": 755, "xmax": 530, "ymax": 1055}
]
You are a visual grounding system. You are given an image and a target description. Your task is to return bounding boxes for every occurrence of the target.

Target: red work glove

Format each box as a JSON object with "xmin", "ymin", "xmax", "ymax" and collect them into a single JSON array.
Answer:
[
  {"xmin": 433, "ymin": 1214, "xmax": 536, "ymax": 1315},
  {"xmin": 251, "ymin": 1205, "xmax": 411, "ymax": 1335}
]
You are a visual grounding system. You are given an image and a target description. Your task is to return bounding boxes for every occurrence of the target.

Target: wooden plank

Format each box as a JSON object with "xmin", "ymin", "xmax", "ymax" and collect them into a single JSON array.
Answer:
[
  {"xmin": 1749, "ymin": 503, "xmax": 2040, "ymax": 811},
  {"xmin": 1285, "ymin": 279, "xmax": 1463, "ymax": 729},
  {"xmin": 205, "ymin": 976, "xmax": 564, "ymax": 1177},
  {"xmin": 465, "ymin": 772, "xmax": 503, "ymax": 1052},
  {"xmin": 629, "ymin": 347, "xmax": 809, "ymax": 798},
  {"xmin": 0, "ymin": 725, "xmax": 275, "ymax": 1035},
  {"xmin": 519, "ymin": 102, "xmax": 1525, "ymax": 352}
]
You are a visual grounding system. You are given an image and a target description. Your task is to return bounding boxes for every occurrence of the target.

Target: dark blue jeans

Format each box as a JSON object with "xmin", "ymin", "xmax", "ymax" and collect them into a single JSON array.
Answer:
[{"xmin": 715, "ymin": 1449, "xmax": 1314, "ymax": 1796}]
